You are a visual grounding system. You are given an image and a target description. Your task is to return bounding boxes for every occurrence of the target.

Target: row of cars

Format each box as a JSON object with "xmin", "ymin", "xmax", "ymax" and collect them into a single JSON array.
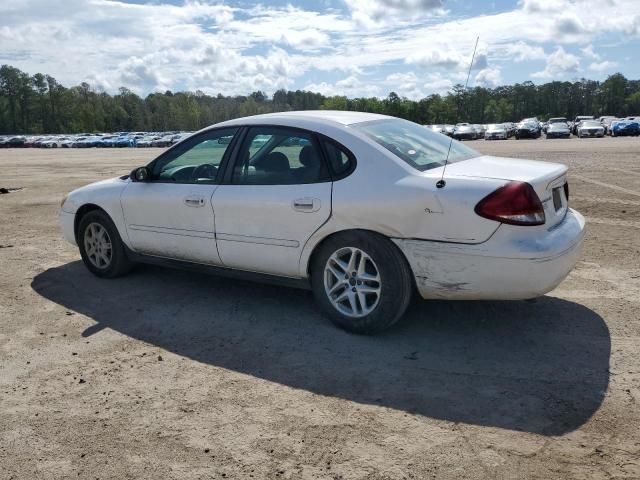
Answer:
[
  {"xmin": 543, "ymin": 115, "xmax": 640, "ymax": 138},
  {"xmin": 428, "ymin": 114, "xmax": 640, "ymax": 140},
  {"xmin": 428, "ymin": 119, "xmax": 544, "ymax": 141},
  {"xmin": 0, "ymin": 131, "xmax": 193, "ymax": 148}
]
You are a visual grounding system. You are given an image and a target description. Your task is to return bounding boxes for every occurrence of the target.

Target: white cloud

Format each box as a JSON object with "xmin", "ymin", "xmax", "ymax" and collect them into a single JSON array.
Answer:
[
  {"xmin": 406, "ymin": 47, "xmax": 487, "ymax": 72},
  {"xmin": 532, "ymin": 47, "xmax": 580, "ymax": 78},
  {"xmin": 407, "ymin": 50, "xmax": 467, "ymax": 70},
  {"xmin": 553, "ymin": 14, "xmax": 587, "ymax": 37},
  {"xmin": 589, "ymin": 60, "xmax": 619, "ymax": 72},
  {"xmin": 0, "ymin": 0, "xmax": 639, "ymax": 99},
  {"xmin": 344, "ymin": 0, "xmax": 445, "ymax": 28},
  {"xmin": 304, "ymin": 75, "xmax": 381, "ymax": 97},
  {"xmin": 422, "ymin": 72, "xmax": 455, "ymax": 96},
  {"xmin": 519, "ymin": 0, "xmax": 572, "ymax": 13},
  {"xmin": 475, "ymin": 67, "xmax": 502, "ymax": 87},
  {"xmin": 581, "ymin": 44, "xmax": 600, "ymax": 60},
  {"xmin": 499, "ymin": 41, "xmax": 546, "ymax": 63}
]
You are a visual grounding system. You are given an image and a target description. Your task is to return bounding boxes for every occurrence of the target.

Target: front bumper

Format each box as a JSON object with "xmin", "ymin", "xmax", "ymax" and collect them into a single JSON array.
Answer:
[
  {"xmin": 516, "ymin": 130, "xmax": 538, "ymax": 138},
  {"xmin": 394, "ymin": 208, "xmax": 585, "ymax": 300},
  {"xmin": 579, "ymin": 130, "xmax": 604, "ymax": 137},
  {"xmin": 58, "ymin": 209, "xmax": 77, "ymax": 246},
  {"xmin": 485, "ymin": 133, "xmax": 506, "ymax": 140}
]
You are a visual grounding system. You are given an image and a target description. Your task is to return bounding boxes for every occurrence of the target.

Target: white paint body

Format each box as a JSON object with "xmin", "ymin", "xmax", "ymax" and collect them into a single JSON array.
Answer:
[{"xmin": 59, "ymin": 111, "xmax": 585, "ymax": 300}]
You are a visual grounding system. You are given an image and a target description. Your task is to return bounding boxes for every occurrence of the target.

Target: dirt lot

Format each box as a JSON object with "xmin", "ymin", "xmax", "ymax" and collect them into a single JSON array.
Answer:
[{"xmin": 1, "ymin": 137, "xmax": 639, "ymax": 479}]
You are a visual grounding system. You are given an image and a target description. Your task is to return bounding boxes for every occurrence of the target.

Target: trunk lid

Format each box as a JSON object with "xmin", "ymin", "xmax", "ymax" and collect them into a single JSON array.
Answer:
[{"xmin": 443, "ymin": 155, "xmax": 569, "ymax": 228}]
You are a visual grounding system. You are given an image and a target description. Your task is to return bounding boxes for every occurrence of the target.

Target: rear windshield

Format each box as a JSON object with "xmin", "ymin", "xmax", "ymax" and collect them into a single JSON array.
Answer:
[{"xmin": 352, "ymin": 118, "xmax": 479, "ymax": 171}]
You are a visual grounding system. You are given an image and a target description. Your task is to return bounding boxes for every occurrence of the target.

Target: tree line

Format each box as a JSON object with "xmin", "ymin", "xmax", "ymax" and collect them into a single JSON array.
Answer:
[{"xmin": 2, "ymin": 64, "xmax": 640, "ymax": 134}]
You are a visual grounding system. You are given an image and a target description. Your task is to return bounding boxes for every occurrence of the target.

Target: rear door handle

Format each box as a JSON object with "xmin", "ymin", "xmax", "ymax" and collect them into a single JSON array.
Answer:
[
  {"xmin": 293, "ymin": 197, "xmax": 320, "ymax": 212},
  {"xmin": 184, "ymin": 195, "xmax": 205, "ymax": 207}
]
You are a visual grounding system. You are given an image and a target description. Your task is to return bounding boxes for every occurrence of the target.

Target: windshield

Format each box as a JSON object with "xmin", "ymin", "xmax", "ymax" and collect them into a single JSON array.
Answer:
[
  {"xmin": 582, "ymin": 121, "xmax": 600, "ymax": 127},
  {"xmin": 353, "ymin": 118, "xmax": 479, "ymax": 171}
]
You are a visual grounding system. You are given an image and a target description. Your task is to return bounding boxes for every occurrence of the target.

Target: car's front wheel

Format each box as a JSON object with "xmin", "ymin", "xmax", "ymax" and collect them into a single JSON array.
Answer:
[
  {"xmin": 311, "ymin": 231, "xmax": 413, "ymax": 334},
  {"xmin": 78, "ymin": 210, "xmax": 133, "ymax": 278}
]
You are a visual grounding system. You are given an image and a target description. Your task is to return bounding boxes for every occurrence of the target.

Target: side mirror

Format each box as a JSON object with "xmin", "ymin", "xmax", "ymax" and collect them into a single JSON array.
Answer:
[{"xmin": 131, "ymin": 166, "xmax": 151, "ymax": 182}]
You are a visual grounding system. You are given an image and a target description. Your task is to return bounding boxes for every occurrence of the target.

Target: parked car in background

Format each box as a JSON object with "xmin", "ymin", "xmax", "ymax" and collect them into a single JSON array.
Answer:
[
  {"xmin": 576, "ymin": 120, "xmax": 605, "ymax": 138},
  {"xmin": 5, "ymin": 136, "xmax": 27, "ymax": 147},
  {"xmin": 136, "ymin": 135, "xmax": 162, "ymax": 147},
  {"xmin": 58, "ymin": 111, "xmax": 584, "ymax": 334},
  {"xmin": 548, "ymin": 117, "xmax": 568, "ymax": 126},
  {"xmin": 114, "ymin": 136, "xmax": 134, "ymax": 148},
  {"xmin": 428, "ymin": 124, "xmax": 446, "ymax": 135},
  {"xmin": 600, "ymin": 116, "xmax": 617, "ymax": 135},
  {"xmin": 472, "ymin": 124, "xmax": 486, "ymax": 138},
  {"xmin": 571, "ymin": 116, "xmax": 594, "ymax": 135},
  {"xmin": 546, "ymin": 122, "xmax": 571, "ymax": 139},
  {"xmin": 59, "ymin": 137, "xmax": 74, "ymax": 148},
  {"xmin": 24, "ymin": 136, "xmax": 43, "ymax": 147},
  {"xmin": 151, "ymin": 134, "xmax": 180, "ymax": 148},
  {"xmin": 453, "ymin": 123, "xmax": 477, "ymax": 140},
  {"xmin": 484, "ymin": 123, "xmax": 508, "ymax": 140},
  {"xmin": 515, "ymin": 120, "xmax": 541, "ymax": 139},
  {"xmin": 611, "ymin": 118, "xmax": 640, "ymax": 137},
  {"xmin": 77, "ymin": 136, "xmax": 103, "ymax": 148},
  {"xmin": 40, "ymin": 136, "xmax": 66, "ymax": 148},
  {"xmin": 443, "ymin": 124, "xmax": 455, "ymax": 137}
]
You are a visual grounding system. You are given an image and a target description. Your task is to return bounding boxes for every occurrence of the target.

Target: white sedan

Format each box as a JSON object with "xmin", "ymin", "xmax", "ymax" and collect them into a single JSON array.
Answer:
[{"xmin": 59, "ymin": 111, "xmax": 585, "ymax": 334}]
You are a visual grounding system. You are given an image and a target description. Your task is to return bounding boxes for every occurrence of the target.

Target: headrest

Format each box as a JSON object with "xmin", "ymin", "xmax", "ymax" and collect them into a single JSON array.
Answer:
[
  {"xmin": 299, "ymin": 145, "xmax": 319, "ymax": 167},
  {"xmin": 258, "ymin": 151, "xmax": 289, "ymax": 172}
]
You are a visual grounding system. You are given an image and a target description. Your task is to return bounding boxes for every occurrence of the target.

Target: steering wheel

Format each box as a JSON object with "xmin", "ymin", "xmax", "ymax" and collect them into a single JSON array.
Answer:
[{"xmin": 191, "ymin": 164, "xmax": 217, "ymax": 182}]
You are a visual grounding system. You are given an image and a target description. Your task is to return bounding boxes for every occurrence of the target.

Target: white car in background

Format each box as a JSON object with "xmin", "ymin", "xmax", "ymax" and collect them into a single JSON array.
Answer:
[
  {"xmin": 40, "ymin": 136, "xmax": 67, "ymax": 148},
  {"xmin": 484, "ymin": 123, "xmax": 508, "ymax": 140},
  {"xmin": 576, "ymin": 120, "xmax": 605, "ymax": 138},
  {"xmin": 59, "ymin": 111, "xmax": 585, "ymax": 334}
]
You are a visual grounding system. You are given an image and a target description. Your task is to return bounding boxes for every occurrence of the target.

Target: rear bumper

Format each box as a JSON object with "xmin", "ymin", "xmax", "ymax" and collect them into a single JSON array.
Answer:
[{"xmin": 393, "ymin": 208, "xmax": 585, "ymax": 300}]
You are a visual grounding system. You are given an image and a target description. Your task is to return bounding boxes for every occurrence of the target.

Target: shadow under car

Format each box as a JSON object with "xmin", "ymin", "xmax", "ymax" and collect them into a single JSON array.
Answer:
[{"xmin": 32, "ymin": 261, "xmax": 611, "ymax": 436}]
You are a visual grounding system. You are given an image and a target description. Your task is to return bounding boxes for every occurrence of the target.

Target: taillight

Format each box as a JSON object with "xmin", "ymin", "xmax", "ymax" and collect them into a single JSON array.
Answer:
[{"xmin": 475, "ymin": 181, "xmax": 545, "ymax": 226}]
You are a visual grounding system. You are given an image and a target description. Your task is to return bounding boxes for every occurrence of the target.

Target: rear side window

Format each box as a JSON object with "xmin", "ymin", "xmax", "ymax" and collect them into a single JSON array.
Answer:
[{"xmin": 322, "ymin": 139, "xmax": 355, "ymax": 178}]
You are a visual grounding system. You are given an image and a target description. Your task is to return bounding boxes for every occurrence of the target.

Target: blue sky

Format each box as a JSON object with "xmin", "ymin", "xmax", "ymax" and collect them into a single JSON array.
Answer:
[{"xmin": 2, "ymin": 0, "xmax": 639, "ymax": 98}]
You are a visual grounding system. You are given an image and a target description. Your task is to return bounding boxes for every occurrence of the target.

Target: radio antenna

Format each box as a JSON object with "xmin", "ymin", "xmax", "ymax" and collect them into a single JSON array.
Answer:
[{"xmin": 437, "ymin": 35, "xmax": 479, "ymax": 189}]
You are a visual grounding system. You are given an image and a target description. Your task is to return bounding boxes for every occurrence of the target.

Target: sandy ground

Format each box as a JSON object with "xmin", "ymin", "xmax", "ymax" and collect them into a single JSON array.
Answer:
[{"xmin": 1, "ymin": 137, "xmax": 639, "ymax": 479}]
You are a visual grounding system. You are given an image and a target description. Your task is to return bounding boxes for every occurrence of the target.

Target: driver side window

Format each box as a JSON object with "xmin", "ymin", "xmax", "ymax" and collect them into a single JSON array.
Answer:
[{"xmin": 152, "ymin": 128, "xmax": 237, "ymax": 184}]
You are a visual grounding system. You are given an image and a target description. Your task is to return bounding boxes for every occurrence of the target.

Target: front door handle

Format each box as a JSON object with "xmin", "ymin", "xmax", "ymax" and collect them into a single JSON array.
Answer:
[
  {"xmin": 293, "ymin": 197, "xmax": 320, "ymax": 212},
  {"xmin": 184, "ymin": 195, "xmax": 205, "ymax": 207}
]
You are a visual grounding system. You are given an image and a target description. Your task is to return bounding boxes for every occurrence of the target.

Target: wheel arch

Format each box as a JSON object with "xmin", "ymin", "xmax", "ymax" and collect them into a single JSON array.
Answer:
[
  {"xmin": 303, "ymin": 228, "xmax": 417, "ymax": 287},
  {"xmin": 74, "ymin": 204, "xmax": 108, "ymax": 243}
]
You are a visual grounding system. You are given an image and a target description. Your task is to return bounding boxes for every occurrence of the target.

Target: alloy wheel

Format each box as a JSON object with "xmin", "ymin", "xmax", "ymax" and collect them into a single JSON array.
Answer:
[
  {"xmin": 323, "ymin": 247, "xmax": 381, "ymax": 318},
  {"xmin": 83, "ymin": 222, "xmax": 112, "ymax": 269}
]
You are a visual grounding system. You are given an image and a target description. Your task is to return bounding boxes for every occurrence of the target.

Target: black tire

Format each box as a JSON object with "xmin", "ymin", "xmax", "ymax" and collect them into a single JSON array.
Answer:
[
  {"xmin": 310, "ymin": 231, "xmax": 413, "ymax": 334},
  {"xmin": 77, "ymin": 209, "xmax": 133, "ymax": 278}
]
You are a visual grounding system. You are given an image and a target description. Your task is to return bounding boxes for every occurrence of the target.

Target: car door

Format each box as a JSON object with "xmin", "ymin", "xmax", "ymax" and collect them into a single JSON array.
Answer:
[
  {"xmin": 212, "ymin": 126, "xmax": 333, "ymax": 277},
  {"xmin": 120, "ymin": 127, "xmax": 238, "ymax": 265}
]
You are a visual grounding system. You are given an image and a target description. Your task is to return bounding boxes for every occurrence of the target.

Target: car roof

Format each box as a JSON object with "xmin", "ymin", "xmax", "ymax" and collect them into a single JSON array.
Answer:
[{"xmin": 212, "ymin": 110, "xmax": 392, "ymax": 129}]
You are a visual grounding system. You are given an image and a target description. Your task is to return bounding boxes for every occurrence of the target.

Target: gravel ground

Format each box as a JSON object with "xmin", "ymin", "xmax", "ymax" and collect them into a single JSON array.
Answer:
[{"xmin": 1, "ymin": 137, "xmax": 639, "ymax": 479}]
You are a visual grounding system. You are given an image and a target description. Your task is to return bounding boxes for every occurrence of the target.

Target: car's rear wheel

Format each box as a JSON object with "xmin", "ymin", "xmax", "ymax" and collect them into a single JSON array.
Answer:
[
  {"xmin": 78, "ymin": 210, "xmax": 133, "ymax": 278},
  {"xmin": 311, "ymin": 231, "xmax": 413, "ymax": 334}
]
